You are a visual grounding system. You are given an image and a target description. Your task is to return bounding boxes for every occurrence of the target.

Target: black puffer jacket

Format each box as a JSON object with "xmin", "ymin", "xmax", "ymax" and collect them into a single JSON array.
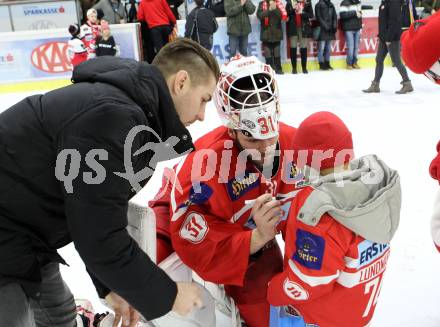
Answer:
[
  {"xmin": 315, "ymin": 0, "xmax": 337, "ymax": 41},
  {"xmin": 0, "ymin": 57, "xmax": 194, "ymax": 320},
  {"xmin": 378, "ymin": 0, "xmax": 403, "ymax": 41},
  {"xmin": 285, "ymin": 0, "xmax": 314, "ymax": 38},
  {"xmin": 339, "ymin": 0, "xmax": 362, "ymax": 31}
]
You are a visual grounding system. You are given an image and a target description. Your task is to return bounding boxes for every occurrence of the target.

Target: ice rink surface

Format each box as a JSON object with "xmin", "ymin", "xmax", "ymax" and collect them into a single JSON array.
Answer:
[{"xmin": 1, "ymin": 66, "xmax": 440, "ymax": 326}]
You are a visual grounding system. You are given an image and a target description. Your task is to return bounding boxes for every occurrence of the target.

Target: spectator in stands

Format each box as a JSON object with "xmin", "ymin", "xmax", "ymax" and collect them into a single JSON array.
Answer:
[
  {"xmin": 93, "ymin": 0, "xmax": 127, "ymax": 24},
  {"xmin": 81, "ymin": 8, "xmax": 101, "ymax": 59},
  {"xmin": 168, "ymin": 0, "xmax": 184, "ymax": 19},
  {"xmin": 286, "ymin": 0, "xmax": 314, "ymax": 74},
  {"xmin": 340, "ymin": 0, "xmax": 362, "ymax": 69},
  {"xmin": 402, "ymin": 0, "xmax": 419, "ymax": 31},
  {"xmin": 126, "ymin": 0, "xmax": 138, "ymax": 23},
  {"xmin": 422, "ymin": 0, "xmax": 439, "ymax": 18},
  {"xmin": 206, "ymin": 0, "xmax": 226, "ymax": 17},
  {"xmin": 185, "ymin": 0, "xmax": 219, "ymax": 50},
  {"xmin": 67, "ymin": 24, "xmax": 88, "ymax": 67},
  {"xmin": 224, "ymin": 0, "xmax": 256, "ymax": 56},
  {"xmin": 363, "ymin": 0, "xmax": 414, "ymax": 94},
  {"xmin": 257, "ymin": 0, "xmax": 287, "ymax": 74},
  {"xmin": 315, "ymin": 0, "xmax": 337, "ymax": 70},
  {"xmin": 137, "ymin": 0, "xmax": 177, "ymax": 59},
  {"xmin": 96, "ymin": 21, "xmax": 118, "ymax": 56}
]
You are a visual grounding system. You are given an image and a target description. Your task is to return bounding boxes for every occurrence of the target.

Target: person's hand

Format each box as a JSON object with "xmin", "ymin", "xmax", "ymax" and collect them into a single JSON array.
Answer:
[
  {"xmin": 251, "ymin": 193, "xmax": 282, "ymax": 251},
  {"xmin": 356, "ymin": 10, "xmax": 362, "ymax": 18},
  {"xmin": 386, "ymin": 41, "xmax": 391, "ymax": 47},
  {"xmin": 172, "ymin": 282, "xmax": 203, "ymax": 316},
  {"xmin": 105, "ymin": 292, "xmax": 140, "ymax": 327},
  {"xmin": 432, "ymin": 9, "xmax": 436, "ymax": 15},
  {"xmin": 241, "ymin": 0, "xmax": 247, "ymax": 6}
]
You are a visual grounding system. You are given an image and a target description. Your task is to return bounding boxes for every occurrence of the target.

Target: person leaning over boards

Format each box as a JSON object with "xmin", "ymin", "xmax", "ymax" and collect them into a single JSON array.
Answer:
[{"xmin": 0, "ymin": 38, "xmax": 219, "ymax": 327}]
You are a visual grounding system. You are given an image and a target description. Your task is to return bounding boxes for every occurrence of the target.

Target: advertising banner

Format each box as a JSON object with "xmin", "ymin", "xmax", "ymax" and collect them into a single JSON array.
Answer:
[
  {"xmin": 9, "ymin": 0, "xmax": 78, "ymax": 31},
  {"xmin": 0, "ymin": 23, "xmax": 141, "ymax": 84}
]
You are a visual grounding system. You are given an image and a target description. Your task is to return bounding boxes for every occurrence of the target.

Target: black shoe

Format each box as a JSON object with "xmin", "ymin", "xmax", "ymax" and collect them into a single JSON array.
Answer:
[
  {"xmin": 300, "ymin": 48, "xmax": 308, "ymax": 74},
  {"xmin": 325, "ymin": 61, "xmax": 333, "ymax": 70},
  {"xmin": 319, "ymin": 62, "xmax": 327, "ymax": 70}
]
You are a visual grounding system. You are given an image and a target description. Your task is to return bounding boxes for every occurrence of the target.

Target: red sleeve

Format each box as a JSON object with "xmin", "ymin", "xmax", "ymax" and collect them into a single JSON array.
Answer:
[
  {"xmin": 162, "ymin": 0, "xmax": 177, "ymax": 25},
  {"xmin": 267, "ymin": 194, "xmax": 353, "ymax": 306},
  {"xmin": 137, "ymin": 2, "xmax": 145, "ymax": 22},
  {"xmin": 169, "ymin": 152, "xmax": 251, "ymax": 286}
]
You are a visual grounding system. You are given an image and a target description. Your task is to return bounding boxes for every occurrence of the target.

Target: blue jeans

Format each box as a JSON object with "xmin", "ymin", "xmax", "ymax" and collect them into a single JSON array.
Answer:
[
  {"xmin": 229, "ymin": 35, "xmax": 249, "ymax": 56},
  {"xmin": 318, "ymin": 40, "xmax": 331, "ymax": 63},
  {"xmin": 345, "ymin": 30, "xmax": 361, "ymax": 65},
  {"xmin": 0, "ymin": 263, "xmax": 76, "ymax": 327}
]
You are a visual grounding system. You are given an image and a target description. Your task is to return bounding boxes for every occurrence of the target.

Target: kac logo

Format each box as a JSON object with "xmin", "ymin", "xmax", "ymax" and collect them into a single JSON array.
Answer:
[
  {"xmin": 283, "ymin": 279, "xmax": 309, "ymax": 300},
  {"xmin": 31, "ymin": 42, "xmax": 70, "ymax": 73}
]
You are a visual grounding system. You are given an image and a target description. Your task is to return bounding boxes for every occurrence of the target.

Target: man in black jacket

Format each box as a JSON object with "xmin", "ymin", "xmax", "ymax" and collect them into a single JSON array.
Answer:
[
  {"xmin": 339, "ymin": 0, "xmax": 362, "ymax": 69},
  {"xmin": 0, "ymin": 38, "xmax": 219, "ymax": 327},
  {"xmin": 363, "ymin": 0, "xmax": 414, "ymax": 93}
]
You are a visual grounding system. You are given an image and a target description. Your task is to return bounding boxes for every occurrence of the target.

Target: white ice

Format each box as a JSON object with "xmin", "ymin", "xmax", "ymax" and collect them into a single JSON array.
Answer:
[{"xmin": 1, "ymin": 66, "xmax": 439, "ymax": 326}]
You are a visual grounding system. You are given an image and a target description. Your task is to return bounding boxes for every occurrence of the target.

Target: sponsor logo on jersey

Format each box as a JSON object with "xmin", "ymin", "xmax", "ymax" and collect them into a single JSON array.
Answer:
[
  {"xmin": 179, "ymin": 212, "xmax": 208, "ymax": 244},
  {"xmin": 293, "ymin": 229, "xmax": 325, "ymax": 270},
  {"xmin": 358, "ymin": 240, "xmax": 389, "ymax": 268},
  {"xmin": 288, "ymin": 162, "xmax": 304, "ymax": 181},
  {"xmin": 226, "ymin": 171, "xmax": 260, "ymax": 201},
  {"xmin": 177, "ymin": 183, "xmax": 213, "ymax": 210},
  {"xmin": 31, "ymin": 42, "xmax": 70, "ymax": 73},
  {"xmin": 23, "ymin": 6, "xmax": 65, "ymax": 16},
  {"xmin": 283, "ymin": 279, "xmax": 309, "ymax": 300},
  {"xmin": 358, "ymin": 249, "xmax": 390, "ymax": 283}
]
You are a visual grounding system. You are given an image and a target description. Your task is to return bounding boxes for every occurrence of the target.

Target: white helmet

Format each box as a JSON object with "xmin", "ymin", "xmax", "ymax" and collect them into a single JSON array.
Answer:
[{"xmin": 213, "ymin": 54, "xmax": 280, "ymax": 140}]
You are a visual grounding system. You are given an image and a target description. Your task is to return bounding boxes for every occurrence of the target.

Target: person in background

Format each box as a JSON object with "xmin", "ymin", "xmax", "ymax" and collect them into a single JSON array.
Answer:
[
  {"xmin": 185, "ymin": 0, "xmax": 219, "ymax": 50},
  {"xmin": 430, "ymin": 142, "xmax": 440, "ymax": 252},
  {"xmin": 267, "ymin": 111, "xmax": 401, "ymax": 327},
  {"xmin": 126, "ymin": 0, "xmax": 138, "ymax": 23},
  {"xmin": 315, "ymin": 0, "xmax": 337, "ymax": 70},
  {"xmin": 93, "ymin": 0, "xmax": 127, "ymax": 24},
  {"xmin": 422, "ymin": 0, "xmax": 439, "ymax": 18},
  {"xmin": 168, "ymin": 0, "xmax": 184, "ymax": 20},
  {"xmin": 67, "ymin": 24, "xmax": 88, "ymax": 67},
  {"xmin": 363, "ymin": 0, "xmax": 414, "ymax": 93},
  {"xmin": 224, "ymin": 0, "xmax": 256, "ymax": 56},
  {"xmin": 137, "ymin": 0, "xmax": 177, "ymax": 59},
  {"xmin": 285, "ymin": 0, "xmax": 313, "ymax": 74},
  {"xmin": 340, "ymin": 0, "xmax": 362, "ymax": 69},
  {"xmin": 81, "ymin": 8, "xmax": 102, "ymax": 59},
  {"xmin": 96, "ymin": 21, "xmax": 118, "ymax": 56},
  {"xmin": 206, "ymin": 0, "xmax": 226, "ymax": 17},
  {"xmin": 402, "ymin": 0, "xmax": 419, "ymax": 31},
  {"xmin": 257, "ymin": 0, "xmax": 287, "ymax": 74}
]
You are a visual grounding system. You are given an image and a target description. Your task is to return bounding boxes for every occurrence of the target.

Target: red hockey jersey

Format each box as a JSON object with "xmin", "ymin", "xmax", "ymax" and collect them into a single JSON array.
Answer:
[
  {"xmin": 267, "ymin": 187, "xmax": 391, "ymax": 327},
  {"xmin": 168, "ymin": 123, "xmax": 304, "ymax": 325}
]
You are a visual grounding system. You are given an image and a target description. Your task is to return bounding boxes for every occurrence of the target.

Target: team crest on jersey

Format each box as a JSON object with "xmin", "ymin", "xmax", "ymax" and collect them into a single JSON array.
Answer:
[
  {"xmin": 179, "ymin": 212, "xmax": 209, "ymax": 244},
  {"xmin": 284, "ymin": 162, "xmax": 304, "ymax": 182},
  {"xmin": 293, "ymin": 229, "xmax": 325, "ymax": 270},
  {"xmin": 283, "ymin": 279, "xmax": 309, "ymax": 300},
  {"xmin": 177, "ymin": 183, "xmax": 213, "ymax": 210},
  {"xmin": 358, "ymin": 240, "xmax": 389, "ymax": 268},
  {"xmin": 226, "ymin": 171, "xmax": 260, "ymax": 201}
]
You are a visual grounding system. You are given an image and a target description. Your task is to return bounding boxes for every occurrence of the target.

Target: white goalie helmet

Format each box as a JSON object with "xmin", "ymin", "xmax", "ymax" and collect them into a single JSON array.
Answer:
[{"xmin": 213, "ymin": 54, "xmax": 280, "ymax": 140}]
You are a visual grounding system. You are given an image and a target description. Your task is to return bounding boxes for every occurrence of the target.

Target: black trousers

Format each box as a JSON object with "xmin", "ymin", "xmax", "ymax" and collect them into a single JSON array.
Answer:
[
  {"xmin": 150, "ymin": 25, "xmax": 172, "ymax": 57},
  {"xmin": 374, "ymin": 40, "xmax": 410, "ymax": 82}
]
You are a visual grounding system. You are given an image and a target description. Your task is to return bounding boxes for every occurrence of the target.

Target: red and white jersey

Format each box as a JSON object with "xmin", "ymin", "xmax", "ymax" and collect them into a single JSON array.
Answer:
[
  {"xmin": 67, "ymin": 38, "xmax": 88, "ymax": 67},
  {"xmin": 267, "ymin": 187, "xmax": 391, "ymax": 327},
  {"xmin": 80, "ymin": 22, "xmax": 100, "ymax": 58},
  {"xmin": 169, "ymin": 123, "xmax": 303, "ymax": 307}
]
